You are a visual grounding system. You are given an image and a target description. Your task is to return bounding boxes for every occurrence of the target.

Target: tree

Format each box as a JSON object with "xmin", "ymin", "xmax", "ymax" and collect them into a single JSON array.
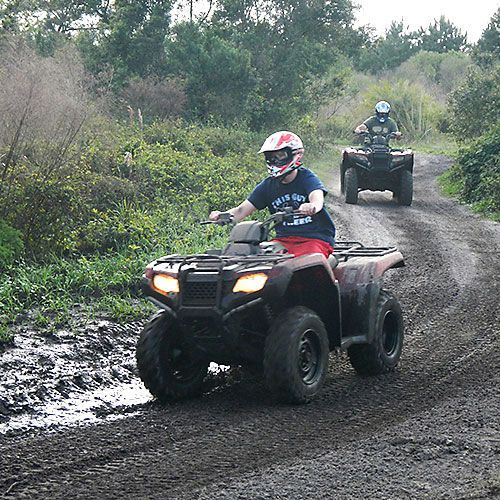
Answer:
[
  {"xmin": 357, "ymin": 21, "xmax": 417, "ymax": 73},
  {"xmin": 395, "ymin": 50, "xmax": 472, "ymax": 97},
  {"xmin": 85, "ymin": 0, "xmax": 173, "ymax": 86},
  {"xmin": 473, "ymin": 8, "xmax": 500, "ymax": 67},
  {"xmin": 0, "ymin": 1, "xmax": 112, "ymax": 55},
  {"xmin": 164, "ymin": 22, "xmax": 257, "ymax": 123},
  {"xmin": 211, "ymin": 0, "xmax": 357, "ymax": 126},
  {"xmin": 122, "ymin": 76, "xmax": 187, "ymax": 121},
  {"xmin": 416, "ymin": 16, "xmax": 468, "ymax": 53}
]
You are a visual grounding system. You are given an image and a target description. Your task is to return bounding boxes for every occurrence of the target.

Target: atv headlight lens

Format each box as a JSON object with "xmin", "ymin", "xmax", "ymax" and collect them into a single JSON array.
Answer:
[
  {"xmin": 233, "ymin": 273, "xmax": 268, "ymax": 293},
  {"xmin": 152, "ymin": 274, "xmax": 179, "ymax": 294}
]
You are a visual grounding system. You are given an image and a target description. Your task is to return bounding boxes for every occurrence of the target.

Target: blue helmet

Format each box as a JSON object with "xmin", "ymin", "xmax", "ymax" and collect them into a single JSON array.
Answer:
[{"xmin": 375, "ymin": 101, "xmax": 391, "ymax": 123}]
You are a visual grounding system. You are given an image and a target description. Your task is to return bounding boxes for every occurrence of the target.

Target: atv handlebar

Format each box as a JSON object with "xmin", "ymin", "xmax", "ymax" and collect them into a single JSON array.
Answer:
[
  {"xmin": 200, "ymin": 212, "xmax": 234, "ymax": 226},
  {"xmin": 201, "ymin": 207, "xmax": 301, "ymax": 229},
  {"xmin": 354, "ymin": 130, "xmax": 399, "ymax": 139}
]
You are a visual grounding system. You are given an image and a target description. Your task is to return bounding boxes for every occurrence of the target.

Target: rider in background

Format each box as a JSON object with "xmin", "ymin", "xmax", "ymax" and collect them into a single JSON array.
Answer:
[
  {"xmin": 354, "ymin": 101, "xmax": 403, "ymax": 140},
  {"xmin": 209, "ymin": 131, "xmax": 336, "ymax": 258}
]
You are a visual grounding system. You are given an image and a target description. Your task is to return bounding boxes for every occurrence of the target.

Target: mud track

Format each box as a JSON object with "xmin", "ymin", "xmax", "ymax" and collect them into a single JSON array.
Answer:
[{"xmin": 1, "ymin": 154, "xmax": 499, "ymax": 499}]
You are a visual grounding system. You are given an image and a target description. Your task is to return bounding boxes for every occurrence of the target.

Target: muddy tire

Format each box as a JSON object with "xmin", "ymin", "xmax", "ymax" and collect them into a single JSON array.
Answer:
[
  {"xmin": 136, "ymin": 312, "xmax": 209, "ymax": 401},
  {"xmin": 264, "ymin": 306, "xmax": 329, "ymax": 404},
  {"xmin": 397, "ymin": 170, "xmax": 413, "ymax": 206},
  {"xmin": 344, "ymin": 167, "xmax": 359, "ymax": 204},
  {"xmin": 348, "ymin": 290, "xmax": 404, "ymax": 376}
]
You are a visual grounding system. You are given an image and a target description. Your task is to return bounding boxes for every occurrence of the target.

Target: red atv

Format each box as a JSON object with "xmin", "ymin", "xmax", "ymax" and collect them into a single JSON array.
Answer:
[
  {"xmin": 136, "ymin": 209, "xmax": 405, "ymax": 404},
  {"xmin": 341, "ymin": 132, "xmax": 414, "ymax": 205}
]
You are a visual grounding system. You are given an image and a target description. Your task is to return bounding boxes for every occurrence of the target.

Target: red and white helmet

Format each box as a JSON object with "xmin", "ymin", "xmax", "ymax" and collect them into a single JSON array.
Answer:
[{"xmin": 258, "ymin": 131, "xmax": 304, "ymax": 178}]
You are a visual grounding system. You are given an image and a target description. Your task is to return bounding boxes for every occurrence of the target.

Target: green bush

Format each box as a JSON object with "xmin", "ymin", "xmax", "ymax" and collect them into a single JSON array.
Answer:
[
  {"xmin": 0, "ymin": 121, "xmax": 262, "ymax": 259},
  {"xmin": 440, "ymin": 124, "xmax": 500, "ymax": 220},
  {"xmin": 0, "ymin": 220, "xmax": 24, "ymax": 269},
  {"xmin": 448, "ymin": 66, "xmax": 500, "ymax": 139},
  {"xmin": 457, "ymin": 125, "xmax": 500, "ymax": 214}
]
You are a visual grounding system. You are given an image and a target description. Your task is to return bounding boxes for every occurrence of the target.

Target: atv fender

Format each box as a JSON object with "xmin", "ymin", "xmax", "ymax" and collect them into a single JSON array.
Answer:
[
  {"xmin": 334, "ymin": 252, "xmax": 404, "ymax": 347},
  {"xmin": 263, "ymin": 253, "xmax": 342, "ymax": 349}
]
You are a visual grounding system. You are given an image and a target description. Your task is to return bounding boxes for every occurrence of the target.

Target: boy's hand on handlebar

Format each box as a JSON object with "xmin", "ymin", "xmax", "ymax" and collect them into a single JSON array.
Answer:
[
  {"xmin": 209, "ymin": 210, "xmax": 222, "ymax": 221},
  {"xmin": 206, "ymin": 211, "xmax": 234, "ymax": 225},
  {"xmin": 297, "ymin": 203, "xmax": 317, "ymax": 216}
]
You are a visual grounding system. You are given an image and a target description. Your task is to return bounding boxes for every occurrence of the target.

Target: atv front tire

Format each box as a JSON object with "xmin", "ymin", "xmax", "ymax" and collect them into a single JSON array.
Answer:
[
  {"xmin": 136, "ymin": 312, "xmax": 209, "ymax": 401},
  {"xmin": 397, "ymin": 170, "xmax": 413, "ymax": 206},
  {"xmin": 264, "ymin": 306, "xmax": 329, "ymax": 404},
  {"xmin": 348, "ymin": 290, "xmax": 404, "ymax": 376},
  {"xmin": 344, "ymin": 167, "xmax": 359, "ymax": 204}
]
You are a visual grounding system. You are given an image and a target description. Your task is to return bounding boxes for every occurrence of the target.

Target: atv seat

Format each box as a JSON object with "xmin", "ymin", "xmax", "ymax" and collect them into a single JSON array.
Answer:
[
  {"xmin": 223, "ymin": 221, "xmax": 263, "ymax": 256},
  {"xmin": 223, "ymin": 242, "xmax": 260, "ymax": 256}
]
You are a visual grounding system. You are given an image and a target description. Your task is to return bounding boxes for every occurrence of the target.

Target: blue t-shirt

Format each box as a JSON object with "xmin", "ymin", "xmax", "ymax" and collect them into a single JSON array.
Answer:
[{"xmin": 247, "ymin": 167, "xmax": 336, "ymax": 245}]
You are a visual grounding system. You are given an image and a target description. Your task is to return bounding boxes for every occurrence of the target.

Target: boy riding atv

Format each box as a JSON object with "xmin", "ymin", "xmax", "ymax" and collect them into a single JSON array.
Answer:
[{"xmin": 210, "ymin": 131, "xmax": 336, "ymax": 258}]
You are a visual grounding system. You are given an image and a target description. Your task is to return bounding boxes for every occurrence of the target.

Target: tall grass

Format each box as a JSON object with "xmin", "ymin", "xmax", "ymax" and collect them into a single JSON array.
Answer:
[{"xmin": 0, "ymin": 217, "xmax": 232, "ymax": 341}]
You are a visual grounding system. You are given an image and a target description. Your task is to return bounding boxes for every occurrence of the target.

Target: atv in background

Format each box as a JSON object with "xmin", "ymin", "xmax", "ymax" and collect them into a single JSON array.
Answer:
[
  {"xmin": 340, "ymin": 132, "xmax": 414, "ymax": 206},
  {"xmin": 136, "ymin": 209, "xmax": 405, "ymax": 404}
]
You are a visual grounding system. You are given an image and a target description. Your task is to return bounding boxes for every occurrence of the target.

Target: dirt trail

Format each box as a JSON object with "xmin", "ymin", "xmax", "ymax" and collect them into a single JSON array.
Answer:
[{"xmin": 0, "ymin": 154, "xmax": 499, "ymax": 499}]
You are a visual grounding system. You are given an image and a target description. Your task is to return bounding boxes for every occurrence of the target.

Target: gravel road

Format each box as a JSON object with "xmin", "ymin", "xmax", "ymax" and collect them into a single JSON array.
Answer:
[{"xmin": 0, "ymin": 153, "xmax": 498, "ymax": 499}]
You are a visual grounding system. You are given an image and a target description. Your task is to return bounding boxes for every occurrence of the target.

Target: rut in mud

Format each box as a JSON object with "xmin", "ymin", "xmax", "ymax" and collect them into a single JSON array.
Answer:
[{"xmin": 0, "ymin": 154, "xmax": 498, "ymax": 499}]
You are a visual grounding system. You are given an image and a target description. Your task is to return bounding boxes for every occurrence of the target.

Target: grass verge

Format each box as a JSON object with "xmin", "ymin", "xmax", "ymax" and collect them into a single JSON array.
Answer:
[{"xmin": 0, "ymin": 226, "xmax": 232, "ymax": 342}]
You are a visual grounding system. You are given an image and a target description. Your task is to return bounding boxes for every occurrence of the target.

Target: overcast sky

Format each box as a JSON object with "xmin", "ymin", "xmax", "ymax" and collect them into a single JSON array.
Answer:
[{"xmin": 354, "ymin": 0, "xmax": 499, "ymax": 42}]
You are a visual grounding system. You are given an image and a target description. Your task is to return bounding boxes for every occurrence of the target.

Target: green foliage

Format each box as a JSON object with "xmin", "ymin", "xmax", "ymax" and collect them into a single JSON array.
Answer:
[
  {"xmin": 1, "ymin": 121, "xmax": 263, "ymax": 258},
  {"xmin": 457, "ymin": 125, "xmax": 500, "ymax": 213},
  {"xmin": 473, "ymin": 8, "xmax": 500, "ymax": 68},
  {"xmin": 439, "ymin": 124, "xmax": 500, "ymax": 220},
  {"xmin": 77, "ymin": 0, "xmax": 173, "ymax": 86},
  {"xmin": 356, "ymin": 17, "xmax": 468, "ymax": 74},
  {"xmin": 396, "ymin": 51, "xmax": 472, "ymax": 95},
  {"xmin": 416, "ymin": 16, "xmax": 468, "ymax": 53},
  {"xmin": 358, "ymin": 80, "xmax": 445, "ymax": 139},
  {"xmin": 0, "ymin": 219, "xmax": 24, "ymax": 269},
  {"xmin": 357, "ymin": 21, "xmax": 418, "ymax": 73},
  {"xmin": 447, "ymin": 66, "xmax": 500, "ymax": 139},
  {"xmin": 165, "ymin": 23, "xmax": 257, "ymax": 124}
]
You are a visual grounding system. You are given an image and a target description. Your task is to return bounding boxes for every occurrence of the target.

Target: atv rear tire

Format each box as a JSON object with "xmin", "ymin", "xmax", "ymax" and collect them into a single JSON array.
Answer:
[
  {"xmin": 397, "ymin": 170, "xmax": 413, "ymax": 206},
  {"xmin": 348, "ymin": 290, "xmax": 404, "ymax": 376},
  {"xmin": 344, "ymin": 167, "xmax": 359, "ymax": 204},
  {"xmin": 136, "ymin": 312, "xmax": 209, "ymax": 401},
  {"xmin": 264, "ymin": 306, "xmax": 329, "ymax": 404}
]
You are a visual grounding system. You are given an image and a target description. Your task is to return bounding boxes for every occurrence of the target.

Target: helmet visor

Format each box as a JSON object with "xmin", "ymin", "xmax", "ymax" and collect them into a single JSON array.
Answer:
[{"xmin": 264, "ymin": 148, "xmax": 291, "ymax": 167}]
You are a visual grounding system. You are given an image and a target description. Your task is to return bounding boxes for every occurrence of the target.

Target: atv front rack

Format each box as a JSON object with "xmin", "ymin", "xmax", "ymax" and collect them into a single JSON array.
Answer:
[
  {"xmin": 154, "ymin": 253, "xmax": 294, "ymax": 272},
  {"xmin": 334, "ymin": 241, "xmax": 398, "ymax": 262}
]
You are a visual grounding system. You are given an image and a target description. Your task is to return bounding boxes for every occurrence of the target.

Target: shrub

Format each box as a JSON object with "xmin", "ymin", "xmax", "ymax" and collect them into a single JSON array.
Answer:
[
  {"xmin": 0, "ymin": 219, "xmax": 24, "ymax": 269},
  {"xmin": 456, "ymin": 124, "xmax": 500, "ymax": 215},
  {"xmin": 447, "ymin": 66, "xmax": 500, "ymax": 139},
  {"xmin": 122, "ymin": 76, "xmax": 187, "ymax": 122}
]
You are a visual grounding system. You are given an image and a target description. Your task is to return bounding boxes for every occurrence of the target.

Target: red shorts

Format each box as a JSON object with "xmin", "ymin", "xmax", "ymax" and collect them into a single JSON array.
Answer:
[{"xmin": 272, "ymin": 236, "xmax": 333, "ymax": 258}]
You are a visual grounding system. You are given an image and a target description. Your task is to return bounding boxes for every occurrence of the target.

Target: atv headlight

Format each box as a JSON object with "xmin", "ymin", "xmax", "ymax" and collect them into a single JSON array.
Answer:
[
  {"xmin": 152, "ymin": 274, "xmax": 179, "ymax": 294},
  {"xmin": 233, "ymin": 273, "xmax": 268, "ymax": 293}
]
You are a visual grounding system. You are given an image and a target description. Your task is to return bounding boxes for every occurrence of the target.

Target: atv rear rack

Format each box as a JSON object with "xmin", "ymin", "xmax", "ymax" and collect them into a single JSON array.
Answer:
[{"xmin": 334, "ymin": 241, "xmax": 398, "ymax": 262}]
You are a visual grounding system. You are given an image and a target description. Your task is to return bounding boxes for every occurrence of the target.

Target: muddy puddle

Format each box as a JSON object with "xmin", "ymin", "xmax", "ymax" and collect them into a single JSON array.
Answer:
[
  {"xmin": 0, "ymin": 379, "xmax": 152, "ymax": 434},
  {"xmin": 0, "ymin": 318, "xmax": 232, "ymax": 435}
]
